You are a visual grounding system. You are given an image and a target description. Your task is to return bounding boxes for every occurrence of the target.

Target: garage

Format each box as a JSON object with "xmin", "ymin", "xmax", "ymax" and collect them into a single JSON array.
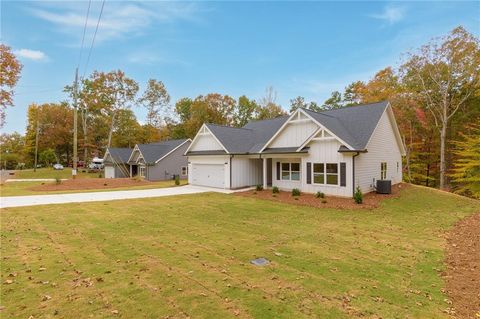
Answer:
[
  {"xmin": 104, "ymin": 165, "xmax": 115, "ymax": 179},
  {"xmin": 191, "ymin": 164, "xmax": 225, "ymax": 188}
]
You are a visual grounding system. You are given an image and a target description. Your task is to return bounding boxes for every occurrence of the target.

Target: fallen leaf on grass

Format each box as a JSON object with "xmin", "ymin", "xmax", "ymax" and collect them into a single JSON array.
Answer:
[
  {"xmin": 42, "ymin": 295, "xmax": 52, "ymax": 301},
  {"xmin": 4, "ymin": 280, "xmax": 13, "ymax": 285}
]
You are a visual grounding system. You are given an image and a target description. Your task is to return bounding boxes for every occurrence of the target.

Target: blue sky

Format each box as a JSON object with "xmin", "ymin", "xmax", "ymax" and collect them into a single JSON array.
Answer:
[{"xmin": 2, "ymin": 1, "xmax": 479, "ymax": 134}]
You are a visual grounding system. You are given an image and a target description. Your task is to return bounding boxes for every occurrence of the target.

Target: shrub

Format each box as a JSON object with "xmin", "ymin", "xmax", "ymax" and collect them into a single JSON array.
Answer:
[
  {"xmin": 315, "ymin": 191, "xmax": 325, "ymax": 199},
  {"xmin": 98, "ymin": 173, "xmax": 103, "ymax": 178},
  {"xmin": 321, "ymin": 198, "xmax": 327, "ymax": 204},
  {"xmin": 292, "ymin": 188, "xmax": 301, "ymax": 196},
  {"xmin": 175, "ymin": 175, "xmax": 180, "ymax": 186},
  {"xmin": 54, "ymin": 176, "xmax": 61, "ymax": 185},
  {"xmin": 256, "ymin": 184, "xmax": 263, "ymax": 191},
  {"xmin": 272, "ymin": 186, "xmax": 279, "ymax": 194},
  {"xmin": 353, "ymin": 186, "xmax": 363, "ymax": 204}
]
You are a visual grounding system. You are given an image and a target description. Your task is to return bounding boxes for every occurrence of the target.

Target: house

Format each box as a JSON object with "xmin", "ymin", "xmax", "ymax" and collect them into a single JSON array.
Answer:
[
  {"xmin": 185, "ymin": 101, "xmax": 405, "ymax": 196},
  {"xmin": 128, "ymin": 139, "xmax": 191, "ymax": 181},
  {"xmin": 103, "ymin": 148, "xmax": 132, "ymax": 178}
]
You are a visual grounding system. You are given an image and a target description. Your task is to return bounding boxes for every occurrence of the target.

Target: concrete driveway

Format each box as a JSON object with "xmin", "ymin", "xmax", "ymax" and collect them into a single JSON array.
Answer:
[{"xmin": 0, "ymin": 185, "xmax": 236, "ymax": 209}]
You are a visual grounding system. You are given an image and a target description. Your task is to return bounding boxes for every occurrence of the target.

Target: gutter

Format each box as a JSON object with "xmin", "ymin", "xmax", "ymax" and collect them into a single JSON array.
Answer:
[{"xmin": 229, "ymin": 155, "xmax": 233, "ymax": 189}]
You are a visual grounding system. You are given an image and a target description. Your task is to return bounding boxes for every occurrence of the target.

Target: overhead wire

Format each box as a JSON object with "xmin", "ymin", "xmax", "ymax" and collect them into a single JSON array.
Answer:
[{"xmin": 82, "ymin": 0, "xmax": 106, "ymax": 79}]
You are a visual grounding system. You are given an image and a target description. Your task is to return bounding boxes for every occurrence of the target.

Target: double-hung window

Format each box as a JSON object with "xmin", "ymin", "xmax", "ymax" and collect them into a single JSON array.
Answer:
[
  {"xmin": 281, "ymin": 163, "xmax": 300, "ymax": 181},
  {"xmin": 312, "ymin": 163, "xmax": 338, "ymax": 185},
  {"xmin": 139, "ymin": 166, "xmax": 146, "ymax": 178},
  {"xmin": 381, "ymin": 162, "xmax": 387, "ymax": 180},
  {"xmin": 181, "ymin": 166, "xmax": 188, "ymax": 176}
]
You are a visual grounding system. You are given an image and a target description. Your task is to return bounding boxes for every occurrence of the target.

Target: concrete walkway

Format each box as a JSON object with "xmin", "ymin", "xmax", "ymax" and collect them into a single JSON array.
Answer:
[
  {"xmin": 5, "ymin": 178, "xmax": 68, "ymax": 182},
  {"xmin": 0, "ymin": 185, "xmax": 237, "ymax": 209}
]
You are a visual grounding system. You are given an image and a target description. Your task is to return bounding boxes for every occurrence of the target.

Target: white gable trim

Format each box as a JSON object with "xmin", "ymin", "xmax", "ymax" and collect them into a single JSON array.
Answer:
[
  {"xmin": 184, "ymin": 124, "xmax": 229, "ymax": 155},
  {"xmin": 127, "ymin": 144, "xmax": 145, "ymax": 164},
  {"xmin": 103, "ymin": 149, "xmax": 112, "ymax": 162},
  {"xmin": 261, "ymin": 108, "xmax": 355, "ymax": 153},
  {"xmin": 364, "ymin": 103, "xmax": 406, "ymax": 156},
  {"xmin": 155, "ymin": 139, "xmax": 192, "ymax": 164}
]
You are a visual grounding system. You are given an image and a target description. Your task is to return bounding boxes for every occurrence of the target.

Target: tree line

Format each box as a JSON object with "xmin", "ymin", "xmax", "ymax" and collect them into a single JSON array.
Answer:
[{"xmin": 1, "ymin": 27, "xmax": 479, "ymax": 198}]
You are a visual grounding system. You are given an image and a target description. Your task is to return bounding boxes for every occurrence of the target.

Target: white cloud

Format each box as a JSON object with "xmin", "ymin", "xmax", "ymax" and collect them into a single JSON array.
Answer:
[
  {"xmin": 370, "ymin": 5, "xmax": 406, "ymax": 24},
  {"xmin": 14, "ymin": 49, "xmax": 48, "ymax": 61},
  {"xmin": 29, "ymin": 2, "xmax": 203, "ymax": 44}
]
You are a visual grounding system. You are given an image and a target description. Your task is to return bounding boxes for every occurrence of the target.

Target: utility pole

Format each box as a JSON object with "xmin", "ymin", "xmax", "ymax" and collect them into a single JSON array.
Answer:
[
  {"xmin": 73, "ymin": 68, "xmax": 79, "ymax": 179},
  {"xmin": 34, "ymin": 118, "xmax": 40, "ymax": 173}
]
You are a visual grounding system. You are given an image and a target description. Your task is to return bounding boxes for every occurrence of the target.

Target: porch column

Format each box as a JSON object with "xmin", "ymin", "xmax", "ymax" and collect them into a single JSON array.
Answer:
[
  {"xmin": 129, "ymin": 165, "xmax": 132, "ymax": 178},
  {"xmin": 263, "ymin": 157, "xmax": 267, "ymax": 189}
]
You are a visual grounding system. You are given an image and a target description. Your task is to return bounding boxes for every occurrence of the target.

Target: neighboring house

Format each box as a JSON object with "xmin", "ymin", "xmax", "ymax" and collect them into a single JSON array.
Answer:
[
  {"xmin": 128, "ymin": 139, "xmax": 191, "ymax": 181},
  {"xmin": 185, "ymin": 101, "xmax": 405, "ymax": 196},
  {"xmin": 103, "ymin": 148, "xmax": 132, "ymax": 178}
]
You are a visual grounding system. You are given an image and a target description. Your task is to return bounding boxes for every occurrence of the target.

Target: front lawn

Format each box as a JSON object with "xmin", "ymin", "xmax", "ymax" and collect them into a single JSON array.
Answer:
[
  {"xmin": 11, "ymin": 168, "xmax": 99, "ymax": 179},
  {"xmin": 1, "ymin": 186, "xmax": 478, "ymax": 318}
]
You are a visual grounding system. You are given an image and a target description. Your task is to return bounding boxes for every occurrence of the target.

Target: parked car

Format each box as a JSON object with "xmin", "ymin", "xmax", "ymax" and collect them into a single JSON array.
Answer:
[
  {"xmin": 53, "ymin": 163, "xmax": 64, "ymax": 170},
  {"xmin": 88, "ymin": 157, "xmax": 104, "ymax": 171}
]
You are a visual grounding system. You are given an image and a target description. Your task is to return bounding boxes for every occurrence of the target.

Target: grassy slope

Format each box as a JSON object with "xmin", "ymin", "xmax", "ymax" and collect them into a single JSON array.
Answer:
[
  {"xmin": 1, "ymin": 186, "xmax": 478, "ymax": 318},
  {"xmin": 0, "ymin": 180, "xmax": 188, "ymax": 197},
  {"xmin": 11, "ymin": 168, "xmax": 99, "ymax": 179}
]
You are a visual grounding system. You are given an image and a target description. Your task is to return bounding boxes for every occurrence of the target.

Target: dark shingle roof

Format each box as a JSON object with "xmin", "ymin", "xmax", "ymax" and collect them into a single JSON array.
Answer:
[
  {"xmin": 302, "ymin": 101, "xmax": 388, "ymax": 150},
  {"xmin": 200, "ymin": 101, "xmax": 388, "ymax": 154},
  {"xmin": 106, "ymin": 148, "xmax": 132, "ymax": 164},
  {"xmin": 137, "ymin": 139, "xmax": 189, "ymax": 164}
]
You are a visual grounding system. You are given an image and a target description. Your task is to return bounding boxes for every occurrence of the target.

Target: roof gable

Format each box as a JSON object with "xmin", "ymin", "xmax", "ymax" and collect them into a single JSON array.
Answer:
[
  {"xmin": 133, "ymin": 139, "xmax": 189, "ymax": 164},
  {"xmin": 104, "ymin": 148, "xmax": 132, "ymax": 164}
]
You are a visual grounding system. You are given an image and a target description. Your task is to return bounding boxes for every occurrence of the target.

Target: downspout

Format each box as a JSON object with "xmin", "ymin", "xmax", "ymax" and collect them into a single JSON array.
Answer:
[
  {"xmin": 352, "ymin": 152, "xmax": 360, "ymax": 197},
  {"xmin": 229, "ymin": 155, "xmax": 233, "ymax": 189}
]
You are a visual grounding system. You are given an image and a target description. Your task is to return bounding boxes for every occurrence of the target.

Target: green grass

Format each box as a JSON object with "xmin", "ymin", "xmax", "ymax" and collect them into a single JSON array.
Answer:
[
  {"xmin": 0, "ymin": 179, "xmax": 187, "ymax": 197},
  {"xmin": 11, "ymin": 168, "xmax": 99, "ymax": 179},
  {"xmin": 1, "ymin": 186, "xmax": 478, "ymax": 318}
]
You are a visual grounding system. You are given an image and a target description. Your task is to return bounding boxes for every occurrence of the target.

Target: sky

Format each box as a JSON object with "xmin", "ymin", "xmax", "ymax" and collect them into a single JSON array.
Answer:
[{"xmin": 1, "ymin": 0, "xmax": 479, "ymax": 134}]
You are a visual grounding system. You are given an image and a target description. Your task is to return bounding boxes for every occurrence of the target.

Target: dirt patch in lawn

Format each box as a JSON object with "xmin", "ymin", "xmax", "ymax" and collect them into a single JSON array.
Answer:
[
  {"xmin": 444, "ymin": 212, "xmax": 480, "ymax": 319},
  {"xmin": 28, "ymin": 178, "xmax": 154, "ymax": 191},
  {"xmin": 235, "ymin": 183, "xmax": 407, "ymax": 210}
]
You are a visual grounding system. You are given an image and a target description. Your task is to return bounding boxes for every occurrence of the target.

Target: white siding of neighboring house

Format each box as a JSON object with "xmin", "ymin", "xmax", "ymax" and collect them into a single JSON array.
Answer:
[
  {"xmin": 231, "ymin": 156, "xmax": 262, "ymax": 189},
  {"xmin": 355, "ymin": 109, "xmax": 403, "ymax": 193},
  {"xmin": 190, "ymin": 133, "xmax": 224, "ymax": 151},
  {"xmin": 269, "ymin": 119, "xmax": 318, "ymax": 148},
  {"xmin": 187, "ymin": 155, "xmax": 230, "ymax": 188}
]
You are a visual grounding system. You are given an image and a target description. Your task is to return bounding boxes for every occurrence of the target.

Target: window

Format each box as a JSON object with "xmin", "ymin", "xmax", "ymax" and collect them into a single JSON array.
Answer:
[
  {"xmin": 281, "ymin": 162, "xmax": 300, "ymax": 181},
  {"xmin": 181, "ymin": 166, "xmax": 188, "ymax": 176},
  {"xmin": 326, "ymin": 163, "xmax": 338, "ymax": 185},
  {"xmin": 312, "ymin": 163, "xmax": 338, "ymax": 185},
  {"xmin": 381, "ymin": 162, "xmax": 387, "ymax": 180},
  {"xmin": 313, "ymin": 163, "xmax": 324, "ymax": 184},
  {"xmin": 139, "ymin": 166, "xmax": 146, "ymax": 178}
]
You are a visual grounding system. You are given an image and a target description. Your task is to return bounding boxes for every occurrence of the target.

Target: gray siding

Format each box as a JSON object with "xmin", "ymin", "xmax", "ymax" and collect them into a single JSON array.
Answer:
[{"xmin": 145, "ymin": 141, "xmax": 190, "ymax": 181}]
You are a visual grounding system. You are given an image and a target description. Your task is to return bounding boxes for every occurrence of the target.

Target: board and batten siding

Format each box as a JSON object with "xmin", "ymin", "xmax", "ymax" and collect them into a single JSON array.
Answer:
[
  {"xmin": 270, "ymin": 140, "xmax": 353, "ymax": 197},
  {"xmin": 269, "ymin": 120, "xmax": 318, "ymax": 148},
  {"xmin": 187, "ymin": 155, "xmax": 230, "ymax": 188},
  {"xmin": 301, "ymin": 139, "xmax": 353, "ymax": 197},
  {"xmin": 146, "ymin": 142, "xmax": 190, "ymax": 181},
  {"xmin": 231, "ymin": 157, "xmax": 262, "ymax": 189},
  {"xmin": 190, "ymin": 132, "xmax": 224, "ymax": 151},
  {"xmin": 355, "ymin": 109, "xmax": 403, "ymax": 193}
]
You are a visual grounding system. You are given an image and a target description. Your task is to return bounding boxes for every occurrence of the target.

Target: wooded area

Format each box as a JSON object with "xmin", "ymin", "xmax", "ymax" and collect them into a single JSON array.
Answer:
[{"xmin": 1, "ymin": 27, "xmax": 479, "ymax": 198}]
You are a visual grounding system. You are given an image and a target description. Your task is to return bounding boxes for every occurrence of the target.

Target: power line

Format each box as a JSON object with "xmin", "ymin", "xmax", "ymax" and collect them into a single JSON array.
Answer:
[
  {"xmin": 83, "ymin": 0, "xmax": 105, "ymax": 79},
  {"xmin": 77, "ymin": 0, "xmax": 92, "ymax": 70}
]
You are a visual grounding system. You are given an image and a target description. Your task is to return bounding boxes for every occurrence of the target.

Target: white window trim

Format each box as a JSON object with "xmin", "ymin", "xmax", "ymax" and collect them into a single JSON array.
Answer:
[
  {"xmin": 139, "ymin": 165, "xmax": 146, "ymax": 178},
  {"xmin": 381, "ymin": 162, "xmax": 387, "ymax": 180},
  {"xmin": 311, "ymin": 162, "xmax": 340, "ymax": 186},
  {"xmin": 181, "ymin": 166, "xmax": 188, "ymax": 176},
  {"xmin": 280, "ymin": 162, "xmax": 301, "ymax": 182}
]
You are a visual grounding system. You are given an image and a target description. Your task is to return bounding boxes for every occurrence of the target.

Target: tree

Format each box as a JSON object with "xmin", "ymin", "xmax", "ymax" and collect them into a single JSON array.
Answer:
[
  {"xmin": 400, "ymin": 26, "xmax": 480, "ymax": 189},
  {"xmin": 322, "ymin": 91, "xmax": 343, "ymax": 110},
  {"xmin": 234, "ymin": 95, "xmax": 258, "ymax": 127},
  {"xmin": 83, "ymin": 70, "xmax": 139, "ymax": 148},
  {"xmin": 0, "ymin": 132, "xmax": 25, "ymax": 169},
  {"xmin": 39, "ymin": 148, "xmax": 57, "ymax": 167},
  {"xmin": 111, "ymin": 109, "xmax": 143, "ymax": 148},
  {"xmin": 450, "ymin": 125, "xmax": 480, "ymax": 198},
  {"xmin": 256, "ymin": 86, "xmax": 286, "ymax": 120},
  {"xmin": 0, "ymin": 44, "xmax": 23, "ymax": 127},
  {"xmin": 138, "ymin": 79, "xmax": 170, "ymax": 127},
  {"xmin": 290, "ymin": 96, "xmax": 322, "ymax": 113}
]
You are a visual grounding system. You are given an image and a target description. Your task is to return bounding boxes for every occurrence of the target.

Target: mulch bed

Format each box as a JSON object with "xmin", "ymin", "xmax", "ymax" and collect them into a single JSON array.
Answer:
[
  {"xmin": 235, "ymin": 183, "xmax": 407, "ymax": 210},
  {"xmin": 444, "ymin": 212, "xmax": 480, "ymax": 319},
  {"xmin": 28, "ymin": 178, "xmax": 154, "ymax": 192}
]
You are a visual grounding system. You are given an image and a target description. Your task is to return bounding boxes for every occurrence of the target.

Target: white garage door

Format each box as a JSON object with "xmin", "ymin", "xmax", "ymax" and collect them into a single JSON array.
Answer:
[
  {"xmin": 191, "ymin": 164, "xmax": 225, "ymax": 188},
  {"xmin": 105, "ymin": 166, "xmax": 115, "ymax": 179}
]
